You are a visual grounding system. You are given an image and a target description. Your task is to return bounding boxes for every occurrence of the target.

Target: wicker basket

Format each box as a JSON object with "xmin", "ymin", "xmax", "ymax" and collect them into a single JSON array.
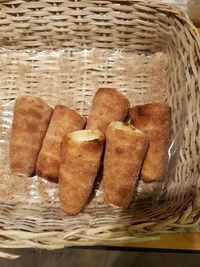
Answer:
[{"xmin": 0, "ymin": 0, "xmax": 199, "ymax": 253}]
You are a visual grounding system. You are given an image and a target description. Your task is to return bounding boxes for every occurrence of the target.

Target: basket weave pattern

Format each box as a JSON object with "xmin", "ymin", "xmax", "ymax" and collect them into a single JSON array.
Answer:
[{"xmin": 0, "ymin": 0, "xmax": 199, "ymax": 249}]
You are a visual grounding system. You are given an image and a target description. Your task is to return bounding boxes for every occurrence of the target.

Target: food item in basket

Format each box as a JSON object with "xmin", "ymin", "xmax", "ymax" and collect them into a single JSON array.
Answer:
[
  {"xmin": 59, "ymin": 130, "xmax": 105, "ymax": 215},
  {"xmin": 9, "ymin": 96, "xmax": 53, "ymax": 176},
  {"xmin": 103, "ymin": 121, "xmax": 149, "ymax": 208},
  {"xmin": 36, "ymin": 105, "xmax": 86, "ymax": 181},
  {"xmin": 130, "ymin": 103, "xmax": 172, "ymax": 182},
  {"xmin": 86, "ymin": 88, "xmax": 130, "ymax": 134}
]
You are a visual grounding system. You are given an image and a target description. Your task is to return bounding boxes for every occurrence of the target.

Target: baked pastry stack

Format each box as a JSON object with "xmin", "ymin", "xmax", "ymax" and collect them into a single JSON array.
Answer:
[{"xmin": 9, "ymin": 88, "xmax": 172, "ymax": 214}]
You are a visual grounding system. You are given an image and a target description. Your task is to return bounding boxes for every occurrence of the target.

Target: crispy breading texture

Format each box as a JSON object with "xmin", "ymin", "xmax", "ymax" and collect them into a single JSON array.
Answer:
[
  {"xmin": 9, "ymin": 96, "xmax": 53, "ymax": 176},
  {"xmin": 86, "ymin": 88, "xmax": 130, "ymax": 134},
  {"xmin": 59, "ymin": 130, "xmax": 105, "ymax": 215},
  {"xmin": 130, "ymin": 103, "xmax": 172, "ymax": 182},
  {"xmin": 103, "ymin": 122, "xmax": 149, "ymax": 208},
  {"xmin": 36, "ymin": 105, "xmax": 86, "ymax": 181}
]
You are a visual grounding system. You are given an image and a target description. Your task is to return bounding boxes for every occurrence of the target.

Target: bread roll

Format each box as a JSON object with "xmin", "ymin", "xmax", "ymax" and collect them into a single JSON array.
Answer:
[
  {"xmin": 130, "ymin": 103, "xmax": 172, "ymax": 182},
  {"xmin": 9, "ymin": 96, "xmax": 53, "ymax": 176},
  {"xmin": 59, "ymin": 130, "xmax": 105, "ymax": 215},
  {"xmin": 36, "ymin": 105, "xmax": 86, "ymax": 181},
  {"xmin": 103, "ymin": 121, "xmax": 149, "ymax": 208},
  {"xmin": 86, "ymin": 88, "xmax": 130, "ymax": 134}
]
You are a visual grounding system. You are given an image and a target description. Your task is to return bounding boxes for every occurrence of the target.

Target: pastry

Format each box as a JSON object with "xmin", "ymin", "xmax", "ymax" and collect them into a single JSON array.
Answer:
[
  {"xmin": 59, "ymin": 129, "xmax": 104, "ymax": 215},
  {"xmin": 36, "ymin": 105, "xmax": 86, "ymax": 181},
  {"xmin": 9, "ymin": 96, "xmax": 53, "ymax": 176},
  {"xmin": 103, "ymin": 121, "xmax": 149, "ymax": 208},
  {"xmin": 130, "ymin": 103, "xmax": 172, "ymax": 182},
  {"xmin": 86, "ymin": 88, "xmax": 130, "ymax": 134}
]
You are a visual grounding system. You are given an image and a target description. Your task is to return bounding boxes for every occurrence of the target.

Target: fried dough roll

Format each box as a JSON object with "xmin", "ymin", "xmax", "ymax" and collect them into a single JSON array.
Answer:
[
  {"xmin": 36, "ymin": 105, "xmax": 86, "ymax": 181},
  {"xmin": 130, "ymin": 103, "xmax": 172, "ymax": 182},
  {"xmin": 9, "ymin": 96, "xmax": 53, "ymax": 176},
  {"xmin": 59, "ymin": 130, "xmax": 104, "ymax": 215},
  {"xmin": 103, "ymin": 122, "xmax": 149, "ymax": 208},
  {"xmin": 86, "ymin": 88, "xmax": 130, "ymax": 134}
]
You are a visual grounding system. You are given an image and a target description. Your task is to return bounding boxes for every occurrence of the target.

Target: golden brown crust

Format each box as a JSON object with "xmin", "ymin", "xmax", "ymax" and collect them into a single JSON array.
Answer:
[
  {"xmin": 36, "ymin": 105, "xmax": 86, "ymax": 181},
  {"xmin": 9, "ymin": 96, "xmax": 53, "ymax": 176},
  {"xmin": 103, "ymin": 122, "xmax": 149, "ymax": 208},
  {"xmin": 86, "ymin": 88, "xmax": 130, "ymax": 134},
  {"xmin": 130, "ymin": 103, "xmax": 172, "ymax": 182},
  {"xmin": 59, "ymin": 130, "xmax": 104, "ymax": 215}
]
